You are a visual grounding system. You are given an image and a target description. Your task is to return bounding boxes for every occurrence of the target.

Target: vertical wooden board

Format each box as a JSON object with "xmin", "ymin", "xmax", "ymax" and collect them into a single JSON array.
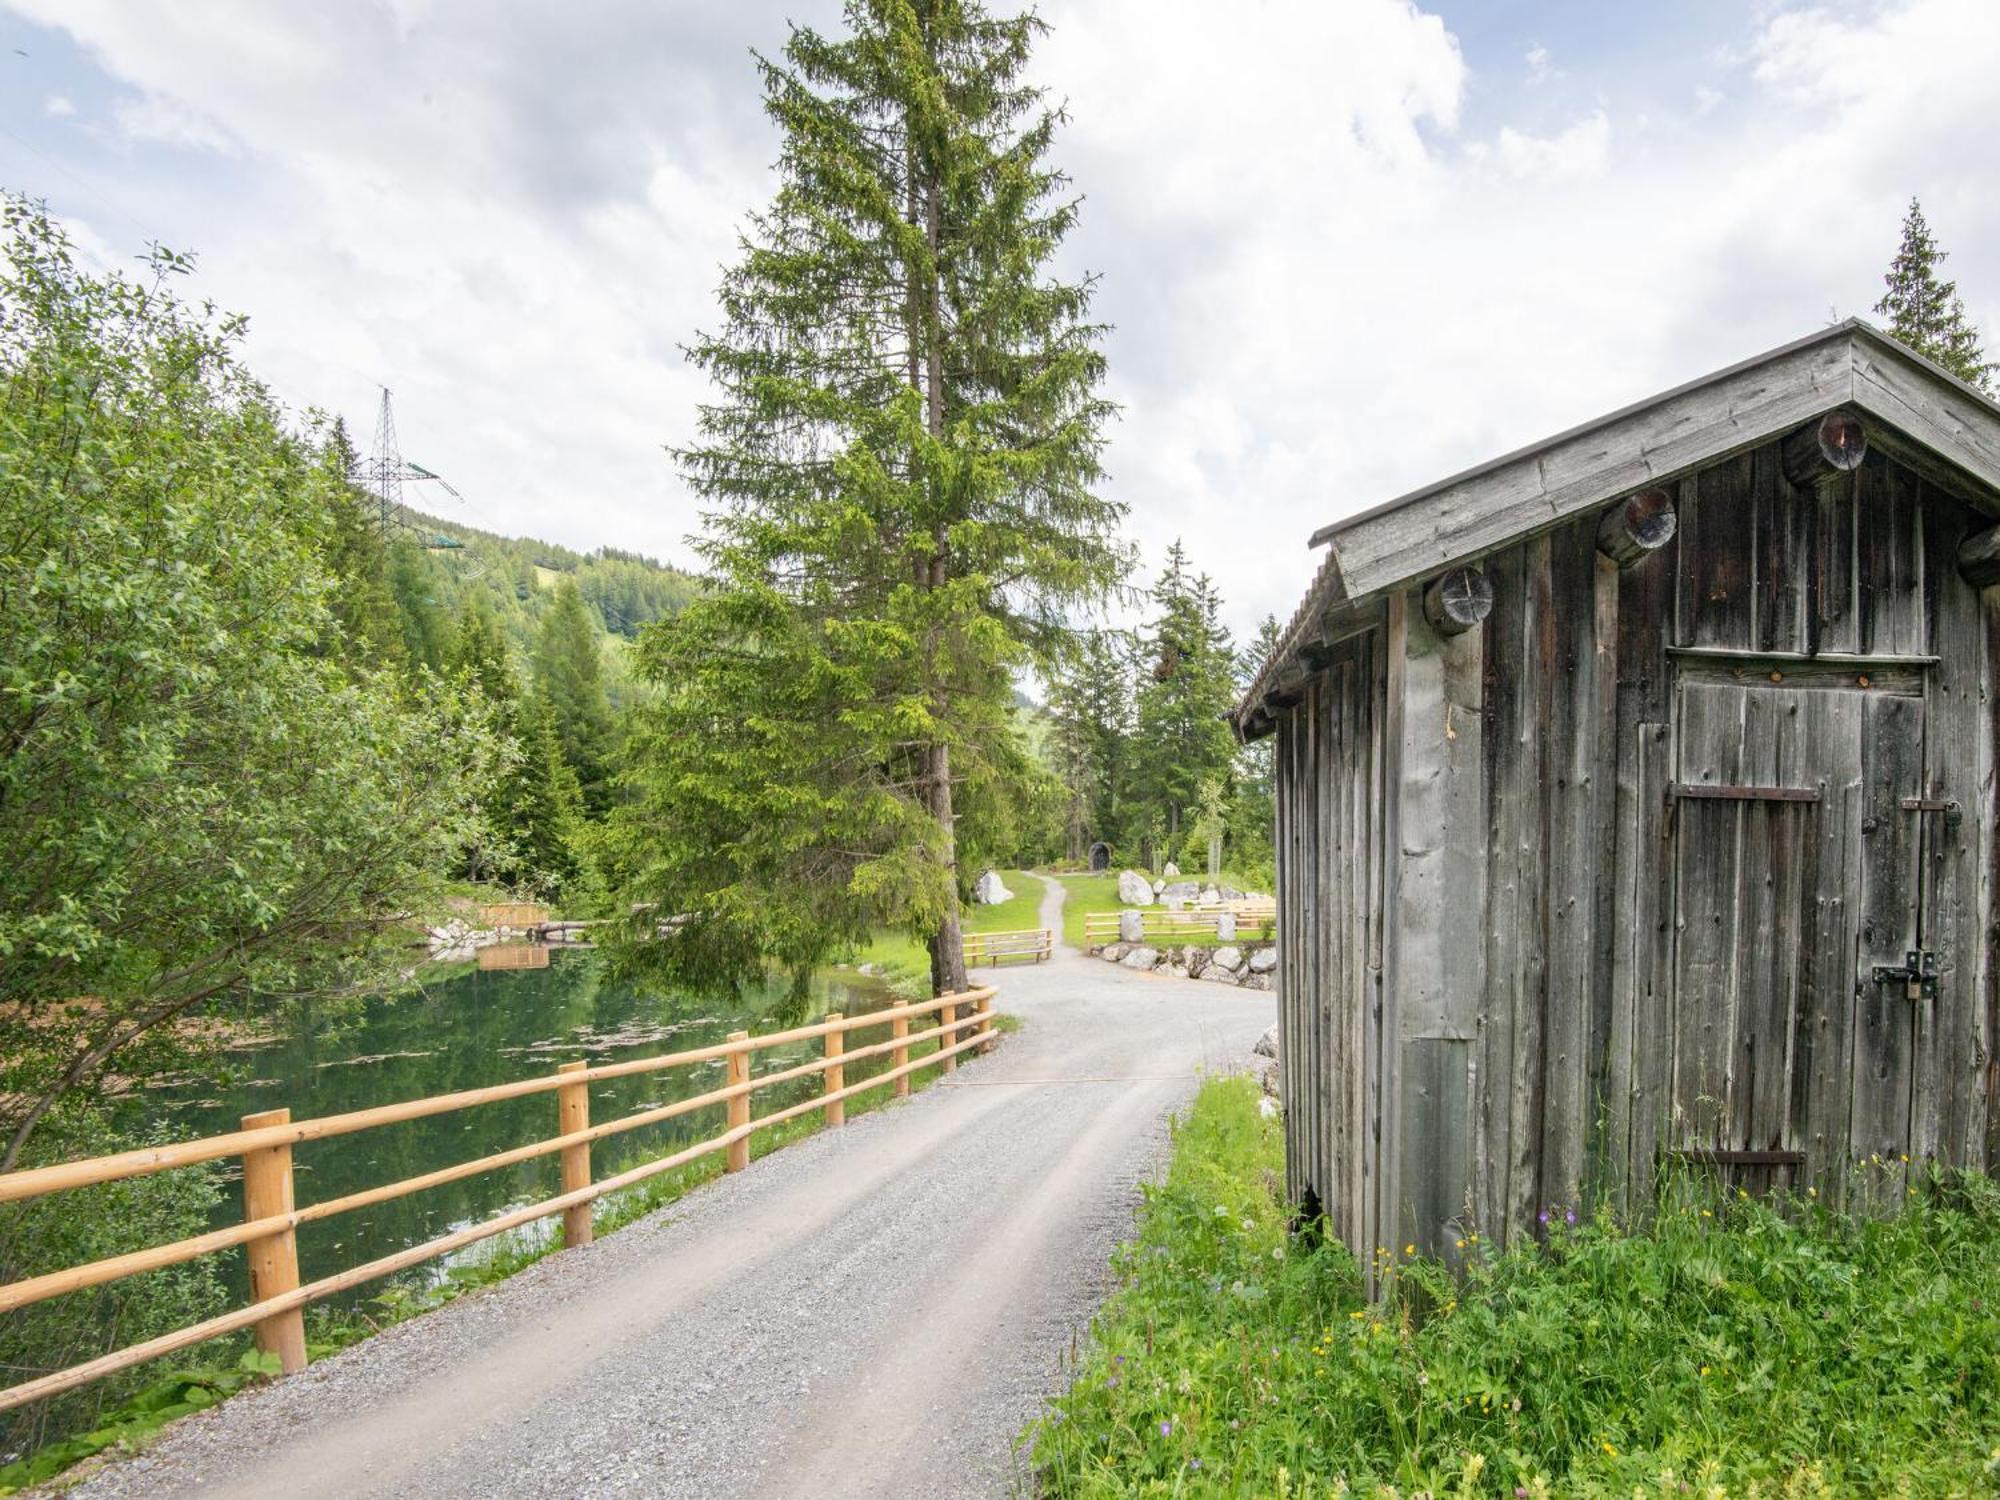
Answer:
[
  {"xmin": 1539, "ymin": 520, "xmax": 1603, "ymax": 1212},
  {"xmin": 1856, "ymin": 460, "xmax": 1928, "ymax": 657},
  {"xmin": 1479, "ymin": 546, "xmax": 1527, "ymax": 1242},
  {"xmin": 1731, "ymin": 799, "xmax": 1815, "ymax": 1178},
  {"xmin": 1360, "ymin": 635, "xmax": 1388, "ymax": 1265},
  {"xmin": 1304, "ymin": 683, "xmax": 1322, "ymax": 1215},
  {"xmin": 1586, "ymin": 554, "xmax": 1623, "ymax": 1195},
  {"xmin": 1811, "ymin": 464, "xmax": 1859, "ymax": 654},
  {"xmin": 1683, "ymin": 453, "xmax": 1758, "ymax": 651},
  {"xmin": 1375, "ymin": 594, "xmax": 1408, "ymax": 1276},
  {"xmin": 1625, "ymin": 721, "xmax": 1676, "ymax": 1202},
  {"xmin": 1394, "ymin": 605, "xmax": 1478, "ymax": 1042},
  {"xmin": 1755, "ymin": 443, "xmax": 1812, "ymax": 654},
  {"xmin": 1793, "ymin": 690, "xmax": 1862, "ymax": 1205},
  {"xmin": 1275, "ymin": 709, "xmax": 1301, "ymax": 1206},
  {"xmin": 1397, "ymin": 1039, "xmax": 1472, "ymax": 1261},
  {"xmin": 1609, "ymin": 520, "xmax": 1677, "ymax": 1208},
  {"xmin": 1920, "ymin": 484, "xmax": 1992, "ymax": 1167},
  {"xmin": 1849, "ymin": 689, "xmax": 1924, "ymax": 1197},
  {"xmin": 1669, "ymin": 682, "xmax": 1750, "ymax": 1147}
]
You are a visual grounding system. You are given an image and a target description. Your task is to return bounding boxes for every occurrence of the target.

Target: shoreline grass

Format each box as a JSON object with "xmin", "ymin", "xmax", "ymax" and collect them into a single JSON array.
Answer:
[{"xmin": 1026, "ymin": 1075, "xmax": 2000, "ymax": 1497}]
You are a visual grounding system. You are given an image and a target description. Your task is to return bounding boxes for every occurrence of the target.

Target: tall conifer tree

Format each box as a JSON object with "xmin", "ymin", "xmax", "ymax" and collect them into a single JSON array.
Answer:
[
  {"xmin": 607, "ymin": 0, "xmax": 1125, "ymax": 994},
  {"xmin": 1877, "ymin": 198, "xmax": 1994, "ymax": 393}
]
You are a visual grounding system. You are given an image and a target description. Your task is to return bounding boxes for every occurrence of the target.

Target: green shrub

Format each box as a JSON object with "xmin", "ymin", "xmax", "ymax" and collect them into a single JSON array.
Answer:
[
  {"xmin": 1028, "ymin": 1075, "xmax": 2000, "ymax": 1496},
  {"xmin": 0, "ymin": 1110, "xmax": 231, "ymax": 1464}
]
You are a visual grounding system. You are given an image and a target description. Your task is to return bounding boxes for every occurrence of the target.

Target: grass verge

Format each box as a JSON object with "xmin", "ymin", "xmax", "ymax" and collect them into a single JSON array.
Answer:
[{"xmin": 1025, "ymin": 1074, "xmax": 2000, "ymax": 1497}]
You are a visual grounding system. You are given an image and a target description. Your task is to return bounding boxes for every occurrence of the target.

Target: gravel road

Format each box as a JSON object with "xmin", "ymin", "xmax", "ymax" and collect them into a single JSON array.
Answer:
[{"xmin": 64, "ymin": 877, "xmax": 1271, "ymax": 1499}]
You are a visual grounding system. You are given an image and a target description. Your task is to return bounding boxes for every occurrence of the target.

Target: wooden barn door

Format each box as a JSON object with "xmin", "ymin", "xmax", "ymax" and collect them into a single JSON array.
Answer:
[{"xmin": 1665, "ymin": 671, "xmax": 1936, "ymax": 1195}]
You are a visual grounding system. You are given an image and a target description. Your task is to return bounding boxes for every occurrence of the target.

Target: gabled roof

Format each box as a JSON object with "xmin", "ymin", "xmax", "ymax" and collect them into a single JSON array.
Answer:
[{"xmin": 1235, "ymin": 319, "xmax": 2000, "ymax": 737}]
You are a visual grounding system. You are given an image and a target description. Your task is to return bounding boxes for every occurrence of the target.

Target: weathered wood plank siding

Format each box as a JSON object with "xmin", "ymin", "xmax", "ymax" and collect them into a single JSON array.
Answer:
[{"xmin": 1276, "ymin": 429, "xmax": 1999, "ymax": 1263}]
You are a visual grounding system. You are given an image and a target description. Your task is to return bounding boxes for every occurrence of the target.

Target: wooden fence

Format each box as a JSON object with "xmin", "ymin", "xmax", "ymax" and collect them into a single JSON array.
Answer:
[
  {"xmin": 0, "ymin": 986, "xmax": 998, "ymax": 1413},
  {"xmin": 1083, "ymin": 905, "xmax": 1277, "ymax": 947},
  {"xmin": 962, "ymin": 928, "xmax": 1052, "ymax": 967}
]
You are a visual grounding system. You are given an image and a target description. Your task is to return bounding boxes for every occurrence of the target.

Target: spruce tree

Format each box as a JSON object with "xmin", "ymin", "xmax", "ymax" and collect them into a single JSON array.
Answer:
[
  {"xmin": 1047, "ymin": 628, "xmax": 1135, "ymax": 860},
  {"xmin": 607, "ymin": 0, "xmax": 1125, "ymax": 995},
  {"xmin": 1877, "ymin": 198, "xmax": 1994, "ymax": 393},
  {"xmin": 1132, "ymin": 541, "xmax": 1236, "ymax": 863},
  {"xmin": 531, "ymin": 579, "xmax": 616, "ymax": 816}
]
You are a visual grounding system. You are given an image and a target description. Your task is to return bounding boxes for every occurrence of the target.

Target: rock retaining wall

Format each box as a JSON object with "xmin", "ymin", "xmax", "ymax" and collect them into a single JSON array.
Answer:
[{"xmin": 1090, "ymin": 940, "xmax": 1276, "ymax": 989}]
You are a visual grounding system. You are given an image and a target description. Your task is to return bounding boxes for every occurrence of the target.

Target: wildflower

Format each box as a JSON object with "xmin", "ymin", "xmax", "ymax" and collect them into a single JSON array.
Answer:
[
  {"xmin": 1699, "ymin": 1365, "xmax": 1709, "ymax": 1376},
  {"xmin": 1565, "ymin": 1208, "xmax": 1577, "ymax": 1226},
  {"xmin": 1159, "ymin": 1419, "xmax": 1173, "ymax": 1438},
  {"xmin": 1602, "ymin": 1440, "xmax": 1617, "ymax": 1456},
  {"xmin": 1808, "ymin": 1186, "xmax": 1818, "ymax": 1198},
  {"xmin": 1105, "ymin": 1376, "xmax": 1119, "ymax": 1390},
  {"xmin": 1272, "ymin": 1245, "xmax": 1285, "ymax": 1260},
  {"xmin": 1455, "ymin": 1238, "xmax": 1466, "ymax": 1249},
  {"xmin": 1538, "ymin": 1209, "xmax": 1550, "ymax": 1226},
  {"xmin": 1187, "ymin": 1459, "xmax": 1202, "ymax": 1471},
  {"xmin": 1241, "ymin": 1218, "xmax": 1256, "ymax": 1232},
  {"xmin": 1405, "ymin": 1244, "xmax": 1416, "ymax": 1255}
]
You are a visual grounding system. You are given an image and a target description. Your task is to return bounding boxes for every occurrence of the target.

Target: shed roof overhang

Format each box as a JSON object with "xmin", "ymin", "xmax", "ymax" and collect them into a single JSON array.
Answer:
[{"xmin": 1234, "ymin": 319, "xmax": 2000, "ymax": 741}]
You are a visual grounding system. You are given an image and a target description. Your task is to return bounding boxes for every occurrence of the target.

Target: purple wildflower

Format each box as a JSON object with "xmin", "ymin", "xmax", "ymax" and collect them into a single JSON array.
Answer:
[
  {"xmin": 1565, "ymin": 1207, "xmax": 1577, "ymax": 1226},
  {"xmin": 1159, "ymin": 1419, "xmax": 1173, "ymax": 1438},
  {"xmin": 1537, "ymin": 1209, "xmax": 1550, "ymax": 1226}
]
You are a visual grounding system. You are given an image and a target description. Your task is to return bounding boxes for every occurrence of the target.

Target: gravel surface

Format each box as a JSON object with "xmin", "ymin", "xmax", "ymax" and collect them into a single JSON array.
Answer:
[{"xmin": 63, "ymin": 878, "xmax": 1271, "ymax": 1499}]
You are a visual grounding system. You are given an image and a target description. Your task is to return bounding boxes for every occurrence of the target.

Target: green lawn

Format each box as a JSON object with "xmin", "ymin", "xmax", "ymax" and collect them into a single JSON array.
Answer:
[
  {"xmin": 1050, "ymin": 870, "xmax": 1275, "ymax": 950},
  {"xmin": 848, "ymin": 869, "xmax": 1048, "ymax": 989},
  {"xmin": 1025, "ymin": 1076, "xmax": 2000, "ymax": 1496}
]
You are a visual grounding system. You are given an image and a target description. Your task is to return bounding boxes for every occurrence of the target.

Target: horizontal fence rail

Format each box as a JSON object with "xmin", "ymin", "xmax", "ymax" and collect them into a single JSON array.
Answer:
[
  {"xmin": 961, "ymin": 928, "xmax": 1053, "ymax": 967},
  {"xmin": 1082, "ymin": 906, "xmax": 1277, "ymax": 944},
  {"xmin": 0, "ymin": 986, "xmax": 999, "ymax": 1414}
]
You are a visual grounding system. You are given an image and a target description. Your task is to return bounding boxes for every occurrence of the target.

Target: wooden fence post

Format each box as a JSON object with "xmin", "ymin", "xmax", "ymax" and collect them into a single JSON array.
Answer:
[
  {"xmin": 939, "ymin": 998, "xmax": 958, "ymax": 1075},
  {"xmin": 891, "ymin": 1008, "xmax": 911, "ymax": 1099},
  {"xmin": 557, "ymin": 1061, "xmax": 592, "ymax": 1248},
  {"xmin": 977, "ymin": 991, "xmax": 994, "ymax": 1055},
  {"xmin": 240, "ymin": 1108, "xmax": 307, "ymax": 1375},
  {"xmin": 726, "ymin": 1031, "xmax": 751, "ymax": 1172},
  {"xmin": 824, "ymin": 1014, "xmax": 845, "ymax": 1128}
]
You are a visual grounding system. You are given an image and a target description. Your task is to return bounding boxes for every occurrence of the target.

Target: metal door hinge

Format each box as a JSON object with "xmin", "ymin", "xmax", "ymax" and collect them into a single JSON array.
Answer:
[{"xmin": 1872, "ymin": 950, "xmax": 1939, "ymax": 1000}]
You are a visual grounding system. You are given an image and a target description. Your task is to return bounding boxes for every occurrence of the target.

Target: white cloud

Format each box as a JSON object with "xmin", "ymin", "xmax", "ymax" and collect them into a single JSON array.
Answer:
[
  {"xmin": 1524, "ymin": 42, "xmax": 1558, "ymax": 84},
  {"xmin": 1494, "ymin": 110, "xmax": 1611, "ymax": 180},
  {"xmin": 43, "ymin": 93, "xmax": 73, "ymax": 117}
]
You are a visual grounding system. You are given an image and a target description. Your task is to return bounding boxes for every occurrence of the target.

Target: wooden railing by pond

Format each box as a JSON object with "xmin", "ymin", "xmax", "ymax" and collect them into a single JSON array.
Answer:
[
  {"xmin": 1082, "ymin": 905, "xmax": 1277, "ymax": 946},
  {"xmin": 0, "ymin": 986, "xmax": 999, "ymax": 1413},
  {"xmin": 962, "ymin": 928, "xmax": 1052, "ymax": 967}
]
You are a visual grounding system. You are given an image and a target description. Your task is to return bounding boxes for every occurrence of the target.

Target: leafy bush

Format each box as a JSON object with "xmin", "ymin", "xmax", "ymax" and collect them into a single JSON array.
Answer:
[
  {"xmin": 0, "ymin": 1111, "xmax": 231, "ymax": 1463},
  {"xmin": 0, "ymin": 1351, "xmax": 279, "ymax": 1494},
  {"xmin": 1028, "ymin": 1076, "xmax": 2000, "ymax": 1496}
]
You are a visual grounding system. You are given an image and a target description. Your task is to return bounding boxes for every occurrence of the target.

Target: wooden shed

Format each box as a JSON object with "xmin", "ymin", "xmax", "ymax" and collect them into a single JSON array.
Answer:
[{"xmin": 1233, "ymin": 320, "xmax": 2000, "ymax": 1268}]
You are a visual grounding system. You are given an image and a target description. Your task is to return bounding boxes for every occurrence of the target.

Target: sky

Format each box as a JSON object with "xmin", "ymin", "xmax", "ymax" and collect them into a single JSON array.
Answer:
[{"xmin": 2, "ymin": 0, "xmax": 1997, "ymax": 637}]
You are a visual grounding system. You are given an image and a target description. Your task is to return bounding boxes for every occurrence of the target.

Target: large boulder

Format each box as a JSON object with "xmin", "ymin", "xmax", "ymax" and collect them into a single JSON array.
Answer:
[
  {"xmin": 1120, "ymin": 945, "xmax": 1160, "ymax": 971},
  {"xmin": 1201, "ymin": 884, "xmax": 1222, "ymax": 905},
  {"xmin": 1186, "ymin": 946, "xmax": 1211, "ymax": 978},
  {"xmin": 1253, "ymin": 1023, "xmax": 1279, "ymax": 1058},
  {"xmin": 1210, "ymin": 944, "xmax": 1244, "ymax": 973},
  {"xmin": 1118, "ymin": 909, "xmax": 1146, "ymax": 944},
  {"xmin": 1243, "ymin": 973, "xmax": 1273, "ymax": 991},
  {"xmin": 1201, "ymin": 965, "xmax": 1242, "ymax": 985},
  {"xmin": 972, "ymin": 869, "xmax": 1013, "ymax": 905},
  {"xmin": 1100, "ymin": 942, "xmax": 1128, "ymax": 963},
  {"xmin": 1216, "ymin": 912, "xmax": 1237, "ymax": 942},
  {"xmin": 1159, "ymin": 881, "xmax": 1201, "ymax": 903},
  {"xmin": 1162, "ymin": 860, "xmax": 1180, "ymax": 878},
  {"xmin": 1249, "ymin": 947, "xmax": 1278, "ymax": 974},
  {"xmin": 1117, "ymin": 869, "xmax": 1154, "ymax": 906}
]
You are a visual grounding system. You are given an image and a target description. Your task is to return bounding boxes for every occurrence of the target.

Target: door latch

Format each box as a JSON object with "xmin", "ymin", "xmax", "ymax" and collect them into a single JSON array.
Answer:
[{"xmin": 1873, "ymin": 950, "xmax": 1939, "ymax": 1000}]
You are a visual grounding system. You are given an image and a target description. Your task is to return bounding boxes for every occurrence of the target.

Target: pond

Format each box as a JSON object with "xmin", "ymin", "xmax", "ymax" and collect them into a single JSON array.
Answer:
[{"xmin": 117, "ymin": 949, "xmax": 905, "ymax": 1307}]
